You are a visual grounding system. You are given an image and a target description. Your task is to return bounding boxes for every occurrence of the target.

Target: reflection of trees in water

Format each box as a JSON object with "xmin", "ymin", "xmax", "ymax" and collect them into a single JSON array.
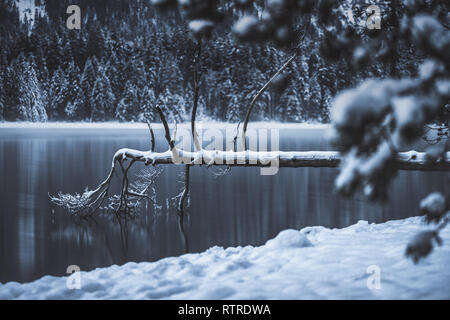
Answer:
[
  {"xmin": 59, "ymin": 214, "xmax": 132, "ymax": 265},
  {"xmin": 174, "ymin": 164, "xmax": 191, "ymax": 253},
  {"xmin": 55, "ymin": 163, "xmax": 195, "ymax": 265},
  {"xmin": 50, "ymin": 117, "xmax": 194, "ymax": 255}
]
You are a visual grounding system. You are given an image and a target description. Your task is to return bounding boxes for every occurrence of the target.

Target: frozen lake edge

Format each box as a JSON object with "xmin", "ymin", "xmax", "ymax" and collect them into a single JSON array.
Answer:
[
  {"xmin": 1, "ymin": 216, "xmax": 449, "ymax": 300},
  {"xmin": 0, "ymin": 121, "xmax": 330, "ymax": 130}
]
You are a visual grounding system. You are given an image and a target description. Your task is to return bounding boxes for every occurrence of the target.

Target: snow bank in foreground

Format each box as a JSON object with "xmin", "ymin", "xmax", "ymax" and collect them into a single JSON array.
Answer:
[{"xmin": 1, "ymin": 217, "xmax": 449, "ymax": 300}]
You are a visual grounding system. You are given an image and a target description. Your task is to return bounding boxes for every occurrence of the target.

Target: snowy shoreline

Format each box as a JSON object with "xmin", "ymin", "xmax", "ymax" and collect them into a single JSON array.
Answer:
[
  {"xmin": 0, "ymin": 121, "xmax": 330, "ymax": 130},
  {"xmin": 1, "ymin": 216, "xmax": 449, "ymax": 300}
]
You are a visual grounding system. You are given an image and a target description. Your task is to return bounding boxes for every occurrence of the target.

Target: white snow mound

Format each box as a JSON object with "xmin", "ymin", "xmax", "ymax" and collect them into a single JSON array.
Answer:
[
  {"xmin": 265, "ymin": 229, "xmax": 312, "ymax": 249},
  {"xmin": 0, "ymin": 216, "xmax": 449, "ymax": 300}
]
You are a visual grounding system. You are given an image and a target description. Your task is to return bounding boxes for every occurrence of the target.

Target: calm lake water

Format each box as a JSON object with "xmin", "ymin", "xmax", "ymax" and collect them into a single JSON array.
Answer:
[{"xmin": 0, "ymin": 125, "xmax": 447, "ymax": 283}]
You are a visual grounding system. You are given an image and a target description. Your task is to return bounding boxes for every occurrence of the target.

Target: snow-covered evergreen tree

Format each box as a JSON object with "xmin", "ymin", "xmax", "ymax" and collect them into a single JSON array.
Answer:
[
  {"xmin": 79, "ymin": 57, "xmax": 98, "ymax": 120},
  {"xmin": 281, "ymin": 88, "xmax": 302, "ymax": 121},
  {"xmin": 158, "ymin": 88, "xmax": 187, "ymax": 123},
  {"xmin": 48, "ymin": 66, "xmax": 69, "ymax": 119},
  {"xmin": 90, "ymin": 66, "xmax": 116, "ymax": 121},
  {"xmin": 0, "ymin": 65, "xmax": 4, "ymax": 121},
  {"xmin": 138, "ymin": 85, "xmax": 157, "ymax": 122},
  {"xmin": 115, "ymin": 80, "xmax": 137, "ymax": 121},
  {"xmin": 67, "ymin": 86, "xmax": 85, "ymax": 121},
  {"xmin": 64, "ymin": 60, "xmax": 82, "ymax": 120},
  {"xmin": 11, "ymin": 54, "xmax": 48, "ymax": 122}
]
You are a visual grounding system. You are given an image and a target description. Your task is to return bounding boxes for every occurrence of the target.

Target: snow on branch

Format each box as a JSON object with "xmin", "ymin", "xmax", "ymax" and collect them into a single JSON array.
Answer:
[
  {"xmin": 329, "ymin": 57, "xmax": 449, "ymax": 200},
  {"xmin": 110, "ymin": 148, "xmax": 449, "ymax": 170},
  {"xmin": 50, "ymin": 142, "xmax": 448, "ymax": 217}
]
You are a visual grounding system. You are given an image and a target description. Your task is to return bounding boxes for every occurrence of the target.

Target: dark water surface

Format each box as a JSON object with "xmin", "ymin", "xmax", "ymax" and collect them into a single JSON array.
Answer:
[{"xmin": 0, "ymin": 125, "xmax": 446, "ymax": 283}]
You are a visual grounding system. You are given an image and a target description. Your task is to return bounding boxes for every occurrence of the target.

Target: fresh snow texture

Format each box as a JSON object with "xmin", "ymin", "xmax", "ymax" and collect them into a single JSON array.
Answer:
[{"xmin": 1, "ymin": 217, "xmax": 449, "ymax": 300}]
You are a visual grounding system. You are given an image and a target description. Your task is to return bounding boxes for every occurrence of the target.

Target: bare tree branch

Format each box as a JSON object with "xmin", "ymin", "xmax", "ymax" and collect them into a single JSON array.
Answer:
[
  {"xmin": 146, "ymin": 120, "xmax": 155, "ymax": 152},
  {"xmin": 237, "ymin": 18, "xmax": 311, "ymax": 150},
  {"xmin": 239, "ymin": 52, "xmax": 299, "ymax": 150},
  {"xmin": 191, "ymin": 40, "xmax": 202, "ymax": 152},
  {"xmin": 176, "ymin": 164, "xmax": 191, "ymax": 252}
]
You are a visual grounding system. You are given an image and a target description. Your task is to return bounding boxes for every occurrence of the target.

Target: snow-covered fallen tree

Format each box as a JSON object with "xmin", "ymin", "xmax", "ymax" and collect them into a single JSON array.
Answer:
[
  {"xmin": 51, "ymin": 0, "xmax": 450, "ymax": 264},
  {"xmin": 50, "ymin": 109, "xmax": 450, "ymax": 219}
]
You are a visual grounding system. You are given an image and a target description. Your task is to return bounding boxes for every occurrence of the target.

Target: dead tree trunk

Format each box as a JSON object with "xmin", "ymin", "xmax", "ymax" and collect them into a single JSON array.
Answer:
[
  {"xmin": 107, "ymin": 148, "xmax": 450, "ymax": 171},
  {"xmin": 240, "ymin": 52, "xmax": 298, "ymax": 150}
]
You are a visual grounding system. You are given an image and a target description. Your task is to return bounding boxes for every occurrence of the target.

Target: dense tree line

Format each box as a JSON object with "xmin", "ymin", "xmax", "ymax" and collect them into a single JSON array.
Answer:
[{"xmin": 0, "ymin": 0, "xmax": 421, "ymax": 122}]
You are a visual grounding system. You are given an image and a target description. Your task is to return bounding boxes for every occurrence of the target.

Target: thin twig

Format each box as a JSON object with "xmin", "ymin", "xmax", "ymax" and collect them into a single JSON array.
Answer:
[
  {"xmin": 155, "ymin": 105, "xmax": 175, "ymax": 150},
  {"xmin": 240, "ymin": 52, "xmax": 299, "ymax": 150},
  {"xmin": 192, "ymin": 40, "xmax": 202, "ymax": 152},
  {"xmin": 146, "ymin": 120, "xmax": 155, "ymax": 152}
]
